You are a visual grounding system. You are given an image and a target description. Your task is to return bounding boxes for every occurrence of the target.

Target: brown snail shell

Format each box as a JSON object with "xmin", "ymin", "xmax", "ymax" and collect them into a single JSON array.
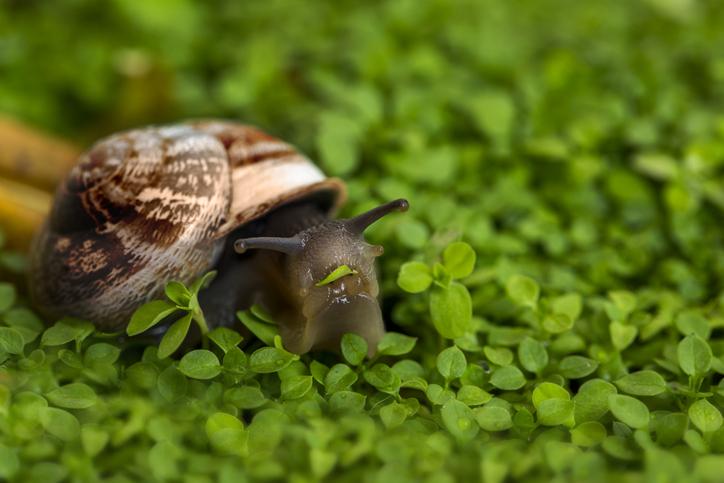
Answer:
[{"xmin": 29, "ymin": 121, "xmax": 345, "ymax": 331}]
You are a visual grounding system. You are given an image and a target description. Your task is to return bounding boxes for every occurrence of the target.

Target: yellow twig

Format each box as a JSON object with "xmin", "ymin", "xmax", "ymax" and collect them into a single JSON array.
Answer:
[
  {"xmin": 0, "ymin": 116, "xmax": 79, "ymax": 191},
  {"xmin": 0, "ymin": 176, "xmax": 52, "ymax": 249}
]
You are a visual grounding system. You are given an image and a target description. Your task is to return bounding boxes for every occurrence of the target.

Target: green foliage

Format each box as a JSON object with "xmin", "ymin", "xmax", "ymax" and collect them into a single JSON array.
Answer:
[
  {"xmin": 608, "ymin": 395, "xmax": 651, "ymax": 429},
  {"xmin": 505, "ymin": 275, "xmax": 540, "ymax": 309},
  {"xmin": 3, "ymin": 0, "xmax": 724, "ymax": 480},
  {"xmin": 678, "ymin": 334, "xmax": 713, "ymax": 377},
  {"xmin": 615, "ymin": 371, "xmax": 668, "ymax": 396},
  {"xmin": 397, "ymin": 261, "xmax": 432, "ymax": 293},
  {"xmin": 178, "ymin": 349, "xmax": 222, "ymax": 379},
  {"xmin": 429, "ymin": 282, "xmax": 473, "ymax": 339},
  {"xmin": 376, "ymin": 332, "xmax": 417, "ymax": 356},
  {"xmin": 127, "ymin": 271, "xmax": 217, "ymax": 356},
  {"xmin": 46, "ymin": 383, "xmax": 97, "ymax": 409},
  {"xmin": 688, "ymin": 400, "xmax": 723, "ymax": 433},
  {"xmin": 436, "ymin": 346, "xmax": 466, "ymax": 380}
]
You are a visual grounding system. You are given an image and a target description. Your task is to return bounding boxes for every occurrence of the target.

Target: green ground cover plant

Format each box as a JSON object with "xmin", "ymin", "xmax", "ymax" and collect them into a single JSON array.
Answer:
[{"xmin": 2, "ymin": 0, "xmax": 724, "ymax": 481}]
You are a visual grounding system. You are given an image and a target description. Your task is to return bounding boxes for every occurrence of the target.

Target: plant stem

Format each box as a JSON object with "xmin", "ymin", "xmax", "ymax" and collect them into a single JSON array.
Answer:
[{"xmin": 193, "ymin": 308, "xmax": 210, "ymax": 349}]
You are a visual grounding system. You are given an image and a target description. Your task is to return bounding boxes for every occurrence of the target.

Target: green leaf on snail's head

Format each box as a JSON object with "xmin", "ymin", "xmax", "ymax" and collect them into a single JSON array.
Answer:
[{"xmin": 315, "ymin": 265, "xmax": 358, "ymax": 287}]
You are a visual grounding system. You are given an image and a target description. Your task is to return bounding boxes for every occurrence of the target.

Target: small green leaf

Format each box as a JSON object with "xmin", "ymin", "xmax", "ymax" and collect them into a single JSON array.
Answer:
[
  {"xmin": 475, "ymin": 406, "xmax": 512, "ymax": 431},
  {"xmin": 571, "ymin": 421, "xmax": 607, "ymax": 447},
  {"xmin": 125, "ymin": 362, "xmax": 159, "ymax": 389},
  {"xmin": 608, "ymin": 394, "xmax": 650, "ymax": 429},
  {"xmin": 675, "ymin": 311, "xmax": 710, "ymax": 339},
  {"xmin": 328, "ymin": 391, "xmax": 366, "ymax": 414},
  {"xmin": 684, "ymin": 429, "xmax": 708, "ymax": 453},
  {"xmin": 47, "ymin": 383, "xmax": 97, "ymax": 409},
  {"xmin": 40, "ymin": 407, "xmax": 80, "ymax": 441},
  {"xmin": 513, "ymin": 408, "xmax": 536, "ymax": 433},
  {"xmin": 177, "ymin": 350, "xmax": 221, "ymax": 379},
  {"xmin": 430, "ymin": 282, "xmax": 473, "ymax": 339},
  {"xmin": 559, "ymin": 356, "xmax": 599, "ymax": 379},
  {"xmin": 436, "ymin": 346, "xmax": 467, "ymax": 380},
  {"xmin": 610, "ymin": 321, "xmax": 638, "ymax": 351},
  {"xmin": 58, "ymin": 349, "xmax": 83, "ymax": 369},
  {"xmin": 341, "ymin": 333, "xmax": 368, "ymax": 365},
  {"xmin": 377, "ymin": 332, "xmax": 417, "ymax": 356},
  {"xmin": 206, "ymin": 412, "xmax": 246, "ymax": 455},
  {"xmin": 81, "ymin": 425, "xmax": 109, "ymax": 457},
  {"xmin": 652, "ymin": 412, "xmax": 688, "ymax": 446},
  {"xmin": 609, "ymin": 291, "xmax": 637, "ymax": 318},
  {"xmin": 551, "ymin": 293, "xmax": 583, "ymax": 321},
  {"xmin": 315, "ymin": 264, "xmax": 358, "ymax": 287},
  {"xmin": 537, "ymin": 399, "xmax": 575, "ymax": 427},
  {"xmin": 325, "ymin": 364, "xmax": 358, "ymax": 394},
  {"xmin": 84, "ymin": 343, "xmax": 121, "ymax": 366},
  {"xmin": 574, "ymin": 379, "xmax": 618, "ymax": 423},
  {"xmin": 281, "ymin": 375, "xmax": 313, "ymax": 400},
  {"xmin": 483, "ymin": 346, "xmax": 513, "ymax": 366},
  {"xmin": 165, "ymin": 281, "xmax": 192, "ymax": 307},
  {"xmin": 397, "ymin": 261, "xmax": 433, "ymax": 293},
  {"xmin": 148, "ymin": 441, "xmax": 180, "ymax": 480},
  {"xmin": 688, "ymin": 399, "xmax": 723, "ymax": 433},
  {"xmin": 41, "ymin": 318, "xmax": 94, "ymax": 347},
  {"xmin": 127, "ymin": 300, "xmax": 178, "ymax": 336},
  {"xmin": 393, "ymin": 359, "xmax": 425, "ymax": 381},
  {"xmin": 615, "ymin": 371, "xmax": 667, "ymax": 396},
  {"xmin": 490, "ymin": 366, "xmax": 526, "ymax": 390},
  {"xmin": 542, "ymin": 314, "xmax": 573, "ymax": 334},
  {"xmin": 224, "ymin": 386, "xmax": 267, "ymax": 409},
  {"xmin": 441, "ymin": 399, "xmax": 478, "ymax": 441},
  {"xmin": 380, "ymin": 402, "xmax": 409, "ymax": 429},
  {"xmin": 363, "ymin": 363, "xmax": 401, "ymax": 394},
  {"xmin": 678, "ymin": 334, "xmax": 712, "ymax": 377},
  {"xmin": 236, "ymin": 311, "xmax": 278, "ymax": 347},
  {"xmin": 2, "ymin": 308, "xmax": 43, "ymax": 343},
  {"xmin": 505, "ymin": 274, "xmax": 540, "ymax": 308},
  {"xmin": 157, "ymin": 313, "xmax": 192, "ymax": 359},
  {"xmin": 0, "ymin": 327, "xmax": 24, "ymax": 354},
  {"xmin": 427, "ymin": 384, "xmax": 455, "ymax": 405},
  {"xmin": 532, "ymin": 382, "xmax": 570, "ymax": 409},
  {"xmin": 518, "ymin": 337, "xmax": 549, "ymax": 374},
  {"xmin": 208, "ymin": 327, "xmax": 243, "ymax": 354},
  {"xmin": 249, "ymin": 347, "xmax": 296, "ymax": 374},
  {"xmin": 310, "ymin": 360, "xmax": 329, "ymax": 385},
  {"xmin": 432, "ymin": 262, "xmax": 452, "ymax": 287},
  {"xmin": 443, "ymin": 241, "xmax": 476, "ymax": 279},
  {"xmin": 457, "ymin": 385, "xmax": 492, "ymax": 406},
  {"xmin": 222, "ymin": 347, "xmax": 248, "ymax": 375}
]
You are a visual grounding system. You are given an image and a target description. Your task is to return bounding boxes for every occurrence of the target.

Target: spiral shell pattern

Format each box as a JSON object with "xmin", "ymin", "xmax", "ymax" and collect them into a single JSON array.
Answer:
[{"xmin": 30, "ymin": 121, "xmax": 344, "ymax": 330}]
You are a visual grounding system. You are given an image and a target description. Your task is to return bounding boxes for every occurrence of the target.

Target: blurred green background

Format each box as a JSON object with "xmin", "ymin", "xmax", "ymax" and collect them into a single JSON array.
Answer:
[
  {"xmin": 3, "ymin": 0, "xmax": 724, "ymax": 169},
  {"xmin": 3, "ymin": 1, "xmax": 724, "ymax": 482}
]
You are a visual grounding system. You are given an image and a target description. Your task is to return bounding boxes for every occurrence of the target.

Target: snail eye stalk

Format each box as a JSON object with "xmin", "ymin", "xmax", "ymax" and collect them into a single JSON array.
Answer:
[
  {"xmin": 344, "ymin": 199, "xmax": 409, "ymax": 235},
  {"xmin": 234, "ymin": 236, "xmax": 303, "ymax": 255}
]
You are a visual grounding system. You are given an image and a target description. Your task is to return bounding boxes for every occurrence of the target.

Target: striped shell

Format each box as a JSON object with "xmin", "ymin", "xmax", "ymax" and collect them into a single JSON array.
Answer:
[{"xmin": 29, "ymin": 121, "xmax": 345, "ymax": 330}]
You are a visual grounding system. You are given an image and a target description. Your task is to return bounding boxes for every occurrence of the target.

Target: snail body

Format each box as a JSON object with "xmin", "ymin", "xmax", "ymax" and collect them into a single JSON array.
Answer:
[{"xmin": 29, "ymin": 121, "xmax": 407, "ymax": 354}]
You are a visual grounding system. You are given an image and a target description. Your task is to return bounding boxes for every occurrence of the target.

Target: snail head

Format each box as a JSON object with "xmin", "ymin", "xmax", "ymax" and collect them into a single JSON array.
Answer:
[{"xmin": 234, "ymin": 199, "xmax": 409, "ymax": 354}]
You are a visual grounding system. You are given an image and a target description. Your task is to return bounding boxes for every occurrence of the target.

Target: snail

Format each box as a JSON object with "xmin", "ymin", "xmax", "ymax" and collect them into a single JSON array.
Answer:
[{"xmin": 29, "ymin": 120, "xmax": 408, "ymax": 354}]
